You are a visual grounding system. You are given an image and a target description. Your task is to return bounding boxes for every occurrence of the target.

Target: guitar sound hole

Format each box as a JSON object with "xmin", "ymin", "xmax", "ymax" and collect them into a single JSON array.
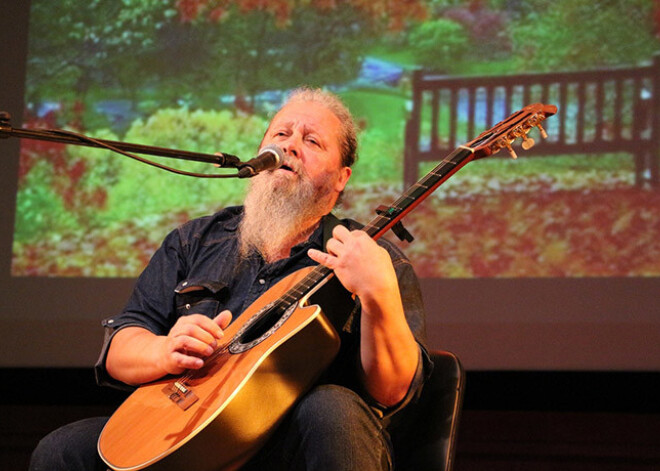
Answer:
[
  {"xmin": 229, "ymin": 301, "xmax": 297, "ymax": 354},
  {"xmin": 238, "ymin": 304, "xmax": 286, "ymax": 344}
]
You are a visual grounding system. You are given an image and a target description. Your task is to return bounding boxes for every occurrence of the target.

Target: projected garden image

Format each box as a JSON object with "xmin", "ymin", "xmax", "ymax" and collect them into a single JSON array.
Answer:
[{"xmin": 12, "ymin": 0, "xmax": 660, "ymax": 278}]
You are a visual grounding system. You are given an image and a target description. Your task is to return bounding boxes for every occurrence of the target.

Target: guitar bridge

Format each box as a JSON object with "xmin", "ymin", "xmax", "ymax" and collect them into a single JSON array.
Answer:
[{"xmin": 163, "ymin": 380, "xmax": 198, "ymax": 410}]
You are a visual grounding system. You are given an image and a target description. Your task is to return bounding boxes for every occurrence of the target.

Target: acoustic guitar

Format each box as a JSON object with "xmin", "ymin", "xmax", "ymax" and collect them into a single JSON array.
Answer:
[{"xmin": 98, "ymin": 103, "xmax": 557, "ymax": 470}]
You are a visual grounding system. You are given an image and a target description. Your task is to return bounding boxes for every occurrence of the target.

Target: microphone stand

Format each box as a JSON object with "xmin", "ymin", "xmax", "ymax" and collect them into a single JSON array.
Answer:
[{"xmin": 0, "ymin": 111, "xmax": 242, "ymax": 171}]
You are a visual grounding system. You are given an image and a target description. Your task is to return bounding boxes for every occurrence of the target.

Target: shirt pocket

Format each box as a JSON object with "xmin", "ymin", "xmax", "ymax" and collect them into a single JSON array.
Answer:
[{"xmin": 174, "ymin": 279, "xmax": 228, "ymax": 318}]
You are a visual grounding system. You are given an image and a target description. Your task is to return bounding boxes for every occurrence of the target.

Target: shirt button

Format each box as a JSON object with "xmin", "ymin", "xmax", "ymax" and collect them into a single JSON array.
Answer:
[
  {"xmin": 185, "ymin": 304, "xmax": 191, "ymax": 310},
  {"xmin": 259, "ymin": 279, "xmax": 266, "ymax": 285}
]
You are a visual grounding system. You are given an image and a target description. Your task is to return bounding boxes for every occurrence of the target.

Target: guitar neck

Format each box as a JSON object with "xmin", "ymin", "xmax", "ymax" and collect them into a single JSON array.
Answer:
[{"xmin": 364, "ymin": 147, "xmax": 475, "ymax": 241}]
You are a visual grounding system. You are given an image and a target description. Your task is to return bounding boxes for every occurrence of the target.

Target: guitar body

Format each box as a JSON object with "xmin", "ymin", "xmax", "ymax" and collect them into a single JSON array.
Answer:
[{"xmin": 98, "ymin": 266, "xmax": 341, "ymax": 471}]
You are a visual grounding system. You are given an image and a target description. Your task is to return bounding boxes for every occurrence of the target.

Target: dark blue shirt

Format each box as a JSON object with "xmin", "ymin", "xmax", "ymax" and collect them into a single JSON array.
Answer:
[{"xmin": 95, "ymin": 206, "xmax": 430, "ymax": 417}]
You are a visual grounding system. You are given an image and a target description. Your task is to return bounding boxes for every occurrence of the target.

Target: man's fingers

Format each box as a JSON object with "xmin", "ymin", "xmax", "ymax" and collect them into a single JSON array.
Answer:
[
  {"xmin": 173, "ymin": 322, "xmax": 218, "ymax": 347},
  {"xmin": 214, "ymin": 310, "xmax": 232, "ymax": 330},
  {"xmin": 308, "ymin": 248, "xmax": 335, "ymax": 268},
  {"xmin": 331, "ymin": 224, "xmax": 351, "ymax": 240},
  {"xmin": 324, "ymin": 238, "xmax": 345, "ymax": 257},
  {"xmin": 174, "ymin": 335, "xmax": 215, "ymax": 357},
  {"xmin": 172, "ymin": 351, "xmax": 204, "ymax": 370},
  {"xmin": 180, "ymin": 313, "xmax": 224, "ymax": 339}
]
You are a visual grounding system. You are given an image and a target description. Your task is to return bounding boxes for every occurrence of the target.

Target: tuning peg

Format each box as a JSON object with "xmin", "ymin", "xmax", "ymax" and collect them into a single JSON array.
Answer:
[
  {"xmin": 503, "ymin": 141, "xmax": 518, "ymax": 159},
  {"xmin": 521, "ymin": 134, "xmax": 535, "ymax": 150},
  {"xmin": 537, "ymin": 124, "xmax": 548, "ymax": 139}
]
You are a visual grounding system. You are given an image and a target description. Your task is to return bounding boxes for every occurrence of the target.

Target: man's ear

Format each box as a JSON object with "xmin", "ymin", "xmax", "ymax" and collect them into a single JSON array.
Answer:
[{"xmin": 335, "ymin": 166, "xmax": 352, "ymax": 193}]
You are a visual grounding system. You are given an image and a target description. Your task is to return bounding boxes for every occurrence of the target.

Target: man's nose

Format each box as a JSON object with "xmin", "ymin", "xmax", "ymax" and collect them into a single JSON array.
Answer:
[{"xmin": 281, "ymin": 135, "xmax": 300, "ymax": 158}]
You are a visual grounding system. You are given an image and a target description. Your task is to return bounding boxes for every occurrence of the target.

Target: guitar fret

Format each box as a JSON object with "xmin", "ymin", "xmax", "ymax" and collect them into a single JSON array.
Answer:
[
  {"xmin": 285, "ymin": 289, "xmax": 304, "ymax": 300},
  {"xmin": 395, "ymin": 196, "xmax": 415, "ymax": 208},
  {"xmin": 420, "ymin": 172, "xmax": 440, "ymax": 183},
  {"xmin": 422, "ymin": 166, "xmax": 448, "ymax": 182},
  {"xmin": 281, "ymin": 265, "xmax": 334, "ymax": 305},
  {"xmin": 369, "ymin": 215, "xmax": 390, "ymax": 227},
  {"xmin": 409, "ymin": 181, "xmax": 430, "ymax": 190},
  {"xmin": 434, "ymin": 163, "xmax": 455, "ymax": 174},
  {"xmin": 364, "ymin": 225, "xmax": 380, "ymax": 237},
  {"xmin": 403, "ymin": 187, "xmax": 427, "ymax": 201},
  {"xmin": 445, "ymin": 149, "xmax": 470, "ymax": 165}
]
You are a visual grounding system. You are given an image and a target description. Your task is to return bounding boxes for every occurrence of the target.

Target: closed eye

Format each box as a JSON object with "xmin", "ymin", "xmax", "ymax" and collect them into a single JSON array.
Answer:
[{"xmin": 306, "ymin": 136, "xmax": 321, "ymax": 147}]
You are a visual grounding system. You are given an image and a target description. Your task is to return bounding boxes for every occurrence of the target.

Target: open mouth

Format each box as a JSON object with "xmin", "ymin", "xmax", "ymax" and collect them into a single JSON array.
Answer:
[{"xmin": 278, "ymin": 163, "xmax": 296, "ymax": 174}]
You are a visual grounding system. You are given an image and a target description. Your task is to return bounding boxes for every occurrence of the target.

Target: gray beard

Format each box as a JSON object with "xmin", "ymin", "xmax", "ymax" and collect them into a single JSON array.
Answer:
[{"xmin": 238, "ymin": 170, "xmax": 335, "ymax": 262}]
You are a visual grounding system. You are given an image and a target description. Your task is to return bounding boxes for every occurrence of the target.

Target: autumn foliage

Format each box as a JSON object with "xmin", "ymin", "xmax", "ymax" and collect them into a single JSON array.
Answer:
[
  {"xmin": 12, "ymin": 176, "xmax": 660, "ymax": 278},
  {"xmin": 339, "ymin": 172, "xmax": 660, "ymax": 279},
  {"xmin": 176, "ymin": 0, "xmax": 426, "ymax": 29},
  {"xmin": 403, "ymin": 188, "xmax": 660, "ymax": 278}
]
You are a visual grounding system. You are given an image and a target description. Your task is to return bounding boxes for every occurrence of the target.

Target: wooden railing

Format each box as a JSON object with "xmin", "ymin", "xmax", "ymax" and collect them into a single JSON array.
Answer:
[{"xmin": 404, "ymin": 55, "xmax": 660, "ymax": 188}]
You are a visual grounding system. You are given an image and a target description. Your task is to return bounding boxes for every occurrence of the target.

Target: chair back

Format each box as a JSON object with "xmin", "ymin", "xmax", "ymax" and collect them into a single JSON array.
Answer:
[{"xmin": 392, "ymin": 350, "xmax": 464, "ymax": 471}]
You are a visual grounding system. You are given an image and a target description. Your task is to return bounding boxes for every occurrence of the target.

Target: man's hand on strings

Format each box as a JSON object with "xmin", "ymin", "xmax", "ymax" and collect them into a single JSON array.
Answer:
[{"xmin": 159, "ymin": 310, "xmax": 232, "ymax": 375}]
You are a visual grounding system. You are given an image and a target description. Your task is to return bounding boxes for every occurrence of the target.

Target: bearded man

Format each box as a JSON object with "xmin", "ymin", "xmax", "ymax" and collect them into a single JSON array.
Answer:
[{"xmin": 30, "ymin": 88, "xmax": 431, "ymax": 471}]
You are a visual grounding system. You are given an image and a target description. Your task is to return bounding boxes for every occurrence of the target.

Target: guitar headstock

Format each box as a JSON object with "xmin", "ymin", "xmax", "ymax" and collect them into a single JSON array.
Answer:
[{"xmin": 467, "ymin": 103, "xmax": 557, "ymax": 160}]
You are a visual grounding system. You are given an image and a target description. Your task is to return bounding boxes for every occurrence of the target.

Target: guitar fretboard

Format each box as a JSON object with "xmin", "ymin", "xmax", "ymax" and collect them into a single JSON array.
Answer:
[{"xmin": 363, "ymin": 147, "xmax": 474, "ymax": 240}]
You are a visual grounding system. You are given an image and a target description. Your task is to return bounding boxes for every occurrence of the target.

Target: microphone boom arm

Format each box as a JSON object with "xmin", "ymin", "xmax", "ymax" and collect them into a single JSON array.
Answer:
[{"xmin": 0, "ymin": 111, "xmax": 241, "ymax": 168}]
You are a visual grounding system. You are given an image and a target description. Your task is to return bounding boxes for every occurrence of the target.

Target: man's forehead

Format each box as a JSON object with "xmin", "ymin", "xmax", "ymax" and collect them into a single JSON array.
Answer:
[{"xmin": 272, "ymin": 101, "xmax": 341, "ymax": 130}]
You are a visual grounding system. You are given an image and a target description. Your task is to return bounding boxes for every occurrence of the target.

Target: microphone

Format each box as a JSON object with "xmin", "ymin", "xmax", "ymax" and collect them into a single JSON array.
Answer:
[{"xmin": 237, "ymin": 144, "xmax": 284, "ymax": 178}]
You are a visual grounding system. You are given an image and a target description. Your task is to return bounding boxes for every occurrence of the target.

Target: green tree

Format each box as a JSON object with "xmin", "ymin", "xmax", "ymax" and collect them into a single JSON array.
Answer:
[
  {"xmin": 26, "ymin": 0, "xmax": 176, "ymax": 108},
  {"xmin": 408, "ymin": 18, "xmax": 470, "ymax": 70},
  {"xmin": 511, "ymin": 0, "xmax": 659, "ymax": 71},
  {"xmin": 26, "ymin": 0, "xmax": 430, "ymax": 117},
  {"xmin": 172, "ymin": 0, "xmax": 428, "ymax": 99},
  {"xmin": 148, "ymin": 7, "xmax": 370, "ymax": 103}
]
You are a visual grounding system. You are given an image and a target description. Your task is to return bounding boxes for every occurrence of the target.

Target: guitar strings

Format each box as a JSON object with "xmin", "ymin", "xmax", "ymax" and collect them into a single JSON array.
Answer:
[{"xmin": 177, "ymin": 271, "xmax": 324, "ymax": 384}]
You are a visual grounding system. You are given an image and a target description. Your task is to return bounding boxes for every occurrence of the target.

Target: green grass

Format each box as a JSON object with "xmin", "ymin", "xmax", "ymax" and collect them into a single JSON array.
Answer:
[
  {"xmin": 339, "ymin": 88, "xmax": 408, "ymax": 136},
  {"xmin": 338, "ymin": 89, "xmax": 410, "ymax": 183}
]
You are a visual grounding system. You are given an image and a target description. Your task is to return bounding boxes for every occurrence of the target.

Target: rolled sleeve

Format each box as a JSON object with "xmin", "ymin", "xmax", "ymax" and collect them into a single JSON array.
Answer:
[
  {"xmin": 94, "ymin": 227, "xmax": 188, "ymax": 389},
  {"xmin": 94, "ymin": 320, "xmax": 144, "ymax": 390},
  {"xmin": 360, "ymin": 344, "xmax": 433, "ymax": 422}
]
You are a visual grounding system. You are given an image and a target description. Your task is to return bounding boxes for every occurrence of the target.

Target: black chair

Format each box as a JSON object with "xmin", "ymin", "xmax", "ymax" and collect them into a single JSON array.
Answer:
[{"xmin": 392, "ymin": 350, "xmax": 465, "ymax": 471}]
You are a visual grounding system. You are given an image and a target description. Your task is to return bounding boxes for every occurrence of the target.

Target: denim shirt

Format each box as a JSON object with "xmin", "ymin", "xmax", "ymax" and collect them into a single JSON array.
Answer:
[{"xmin": 95, "ymin": 206, "xmax": 431, "ymax": 419}]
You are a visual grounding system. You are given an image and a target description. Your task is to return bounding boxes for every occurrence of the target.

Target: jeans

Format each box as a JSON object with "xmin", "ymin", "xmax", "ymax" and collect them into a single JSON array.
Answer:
[
  {"xmin": 29, "ymin": 416, "xmax": 109, "ymax": 471},
  {"xmin": 29, "ymin": 385, "xmax": 391, "ymax": 471}
]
